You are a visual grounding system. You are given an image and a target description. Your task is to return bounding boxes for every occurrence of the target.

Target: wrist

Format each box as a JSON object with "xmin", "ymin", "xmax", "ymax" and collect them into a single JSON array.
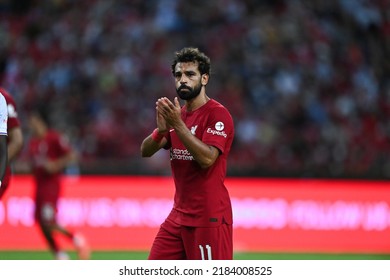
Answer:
[{"xmin": 151, "ymin": 128, "xmax": 165, "ymax": 143}]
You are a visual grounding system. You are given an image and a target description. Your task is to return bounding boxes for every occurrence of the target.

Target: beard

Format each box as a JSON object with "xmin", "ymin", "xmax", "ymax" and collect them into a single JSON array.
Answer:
[{"xmin": 176, "ymin": 82, "xmax": 202, "ymax": 100}]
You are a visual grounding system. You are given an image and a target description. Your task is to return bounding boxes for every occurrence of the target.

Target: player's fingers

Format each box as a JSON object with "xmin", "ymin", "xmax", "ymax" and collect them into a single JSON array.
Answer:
[
  {"xmin": 156, "ymin": 97, "xmax": 165, "ymax": 105},
  {"xmin": 156, "ymin": 99, "xmax": 167, "ymax": 109},
  {"xmin": 161, "ymin": 97, "xmax": 175, "ymax": 109},
  {"xmin": 156, "ymin": 105, "xmax": 170, "ymax": 119},
  {"xmin": 174, "ymin": 97, "xmax": 180, "ymax": 108}
]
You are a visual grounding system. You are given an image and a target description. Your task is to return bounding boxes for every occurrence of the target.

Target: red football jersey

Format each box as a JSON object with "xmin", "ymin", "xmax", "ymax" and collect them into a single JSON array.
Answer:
[
  {"xmin": 28, "ymin": 130, "xmax": 71, "ymax": 202},
  {"xmin": 0, "ymin": 88, "xmax": 21, "ymax": 197},
  {"xmin": 165, "ymin": 99, "xmax": 234, "ymax": 227}
]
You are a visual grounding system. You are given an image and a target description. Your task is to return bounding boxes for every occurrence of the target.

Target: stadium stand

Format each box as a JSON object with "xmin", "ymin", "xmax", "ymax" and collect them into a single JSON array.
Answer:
[{"xmin": 0, "ymin": 0, "xmax": 389, "ymax": 178}]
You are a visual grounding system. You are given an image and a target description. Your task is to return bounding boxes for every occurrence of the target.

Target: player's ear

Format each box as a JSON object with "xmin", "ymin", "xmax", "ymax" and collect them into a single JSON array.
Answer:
[{"xmin": 201, "ymin": 74, "xmax": 209, "ymax": 86}]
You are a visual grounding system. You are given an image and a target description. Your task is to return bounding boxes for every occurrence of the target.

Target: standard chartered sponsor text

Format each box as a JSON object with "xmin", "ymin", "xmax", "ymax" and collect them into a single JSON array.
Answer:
[{"xmin": 171, "ymin": 149, "xmax": 194, "ymax": 161}]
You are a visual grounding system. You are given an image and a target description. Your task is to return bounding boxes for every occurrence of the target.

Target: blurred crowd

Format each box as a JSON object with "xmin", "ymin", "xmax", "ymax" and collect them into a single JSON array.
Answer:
[{"xmin": 0, "ymin": 0, "xmax": 389, "ymax": 178}]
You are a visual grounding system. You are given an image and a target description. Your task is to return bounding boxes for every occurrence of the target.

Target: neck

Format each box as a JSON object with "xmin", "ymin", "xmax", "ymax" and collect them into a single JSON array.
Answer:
[{"xmin": 185, "ymin": 90, "xmax": 210, "ymax": 112}]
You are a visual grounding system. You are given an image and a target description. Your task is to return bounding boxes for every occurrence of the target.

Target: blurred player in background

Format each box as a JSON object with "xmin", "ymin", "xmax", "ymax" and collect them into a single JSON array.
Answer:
[
  {"xmin": 28, "ymin": 106, "xmax": 90, "ymax": 260},
  {"xmin": 0, "ymin": 93, "xmax": 7, "ymax": 188},
  {"xmin": 140, "ymin": 47, "xmax": 235, "ymax": 260},
  {"xmin": 0, "ymin": 88, "xmax": 23, "ymax": 199}
]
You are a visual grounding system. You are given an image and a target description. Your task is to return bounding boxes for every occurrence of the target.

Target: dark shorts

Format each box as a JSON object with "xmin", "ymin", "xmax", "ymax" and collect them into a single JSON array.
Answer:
[
  {"xmin": 34, "ymin": 182, "xmax": 60, "ymax": 224},
  {"xmin": 148, "ymin": 218, "xmax": 233, "ymax": 260}
]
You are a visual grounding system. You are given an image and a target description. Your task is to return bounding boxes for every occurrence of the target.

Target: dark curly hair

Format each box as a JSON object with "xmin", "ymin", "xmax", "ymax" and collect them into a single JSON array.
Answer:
[{"xmin": 171, "ymin": 47, "xmax": 211, "ymax": 76}]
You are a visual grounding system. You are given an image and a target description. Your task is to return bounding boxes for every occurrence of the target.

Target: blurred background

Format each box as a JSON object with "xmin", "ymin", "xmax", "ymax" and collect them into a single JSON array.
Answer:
[{"xmin": 0, "ymin": 0, "xmax": 389, "ymax": 179}]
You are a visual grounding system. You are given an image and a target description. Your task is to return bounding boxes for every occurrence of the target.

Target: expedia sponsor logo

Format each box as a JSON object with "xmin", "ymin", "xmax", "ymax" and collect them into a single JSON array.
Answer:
[{"xmin": 206, "ymin": 128, "xmax": 227, "ymax": 138}]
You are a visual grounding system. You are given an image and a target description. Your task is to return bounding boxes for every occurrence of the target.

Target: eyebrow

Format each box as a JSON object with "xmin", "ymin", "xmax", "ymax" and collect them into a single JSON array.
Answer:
[{"xmin": 175, "ymin": 70, "xmax": 197, "ymax": 75}]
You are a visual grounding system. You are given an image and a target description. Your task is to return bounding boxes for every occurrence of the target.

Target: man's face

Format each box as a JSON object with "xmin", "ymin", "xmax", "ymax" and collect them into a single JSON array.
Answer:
[{"xmin": 174, "ymin": 61, "xmax": 204, "ymax": 100}]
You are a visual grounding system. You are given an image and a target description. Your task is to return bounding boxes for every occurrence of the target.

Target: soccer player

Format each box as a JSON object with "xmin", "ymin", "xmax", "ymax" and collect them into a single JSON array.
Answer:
[
  {"xmin": 28, "ymin": 106, "xmax": 90, "ymax": 260},
  {"xmin": 140, "ymin": 47, "xmax": 235, "ymax": 260},
  {"xmin": 0, "ymin": 88, "xmax": 24, "ymax": 199},
  {"xmin": 0, "ymin": 93, "xmax": 8, "ymax": 188}
]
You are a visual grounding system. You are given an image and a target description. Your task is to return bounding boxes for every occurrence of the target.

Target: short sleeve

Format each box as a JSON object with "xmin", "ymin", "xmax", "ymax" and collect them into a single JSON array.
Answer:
[{"xmin": 202, "ymin": 106, "xmax": 234, "ymax": 154}]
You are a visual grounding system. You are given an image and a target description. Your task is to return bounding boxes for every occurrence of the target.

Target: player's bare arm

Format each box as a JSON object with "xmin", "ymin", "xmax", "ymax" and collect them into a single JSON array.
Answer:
[
  {"xmin": 0, "ymin": 136, "xmax": 7, "ymax": 182},
  {"xmin": 7, "ymin": 127, "xmax": 23, "ymax": 163},
  {"xmin": 157, "ymin": 97, "xmax": 219, "ymax": 169},
  {"xmin": 140, "ymin": 134, "xmax": 167, "ymax": 157},
  {"xmin": 44, "ymin": 151, "xmax": 76, "ymax": 174}
]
